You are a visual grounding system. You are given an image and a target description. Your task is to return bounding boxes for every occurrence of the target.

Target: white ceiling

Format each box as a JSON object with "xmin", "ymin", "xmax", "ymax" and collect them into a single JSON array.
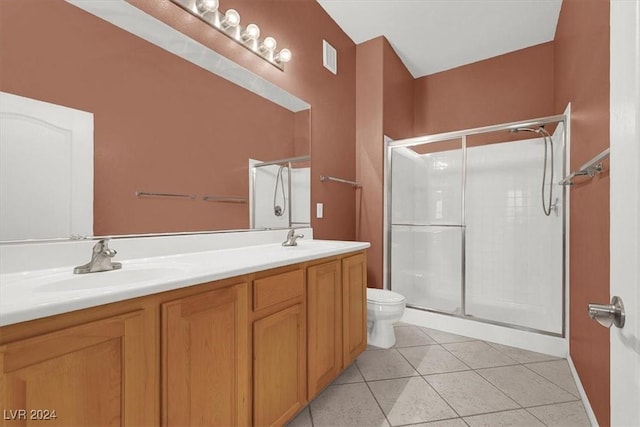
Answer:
[{"xmin": 316, "ymin": 0, "xmax": 562, "ymax": 78}]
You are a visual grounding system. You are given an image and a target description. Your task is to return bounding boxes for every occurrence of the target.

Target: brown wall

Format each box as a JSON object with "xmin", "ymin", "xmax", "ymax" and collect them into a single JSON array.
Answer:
[
  {"xmin": 0, "ymin": 0, "xmax": 357, "ymax": 239},
  {"xmin": 355, "ymin": 37, "xmax": 414, "ymax": 288},
  {"xmin": 414, "ymin": 42, "xmax": 555, "ymax": 135},
  {"xmin": 130, "ymin": 0, "xmax": 358, "ymax": 241},
  {"xmin": 554, "ymin": 0, "xmax": 611, "ymax": 425},
  {"xmin": 356, "ymin": 38, "xmax": 385, "ymax": 288},
  {"xmin": 1, "ymin": 0, "xmax": 300, "ymax": 234},
  {"xmin": 382, "ymin": 41, "xmax": 415, "ymax": 141}
]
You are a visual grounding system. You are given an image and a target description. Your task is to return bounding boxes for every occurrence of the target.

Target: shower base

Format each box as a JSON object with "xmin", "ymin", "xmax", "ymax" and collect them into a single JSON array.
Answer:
[{"xmin": 401, "ymin": 307, "xmax": 567, "ymax": 357}]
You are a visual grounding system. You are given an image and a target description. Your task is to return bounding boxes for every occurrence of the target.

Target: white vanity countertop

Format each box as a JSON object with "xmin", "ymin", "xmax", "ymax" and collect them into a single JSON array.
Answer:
[{"xmin": 0, "ymin": 239, "xmax": 369, "ymax": 327}]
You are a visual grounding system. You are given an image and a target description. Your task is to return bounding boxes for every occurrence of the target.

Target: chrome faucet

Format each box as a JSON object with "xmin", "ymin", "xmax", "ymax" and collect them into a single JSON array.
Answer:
[
  {"xmin": 73, "ymin": 239, "xmax": 122, "ymax": 274},
  {"xmin": 282, "ymin": 228, "xmax": 304, "ymax": 247}
]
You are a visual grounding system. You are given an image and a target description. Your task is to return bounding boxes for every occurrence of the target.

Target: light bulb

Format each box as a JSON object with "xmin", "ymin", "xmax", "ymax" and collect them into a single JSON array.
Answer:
[
  {"xmin": 261, "ymin": 36, "xmax": 277, "ymax": 52},
  {"xmin": 276, "ymin": 48, "xmax": 292, "ymax": 63},
  {"xmin": 195, "ymin": 0, "xmax": 218, "ymax": 13},
  {"xmin": 241, "ymin": 24, "xmax": 260, "ymax": 41},
  {"xmin": 221, "ymin": 9, "xmax": 240, "ymax": 28}
]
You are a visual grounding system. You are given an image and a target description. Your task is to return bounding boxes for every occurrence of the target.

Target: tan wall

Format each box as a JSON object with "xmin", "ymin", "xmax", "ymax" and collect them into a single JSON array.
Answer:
[
  {"xmin": 554, "ymin": 0, "xmax": 611, "ymax": 425},
  {"xmin": 414, "ymin": 42, "xmax": 555, "ymax": 135},
  {"xmin": 0, "ymin": 0, "xmax": 356, "ymax": 239}
]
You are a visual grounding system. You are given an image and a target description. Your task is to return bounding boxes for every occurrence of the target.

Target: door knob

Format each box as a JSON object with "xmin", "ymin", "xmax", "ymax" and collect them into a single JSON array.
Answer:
[{"xmin": 587, "ymin": 296, "xmax": 625, "ymax": 328}]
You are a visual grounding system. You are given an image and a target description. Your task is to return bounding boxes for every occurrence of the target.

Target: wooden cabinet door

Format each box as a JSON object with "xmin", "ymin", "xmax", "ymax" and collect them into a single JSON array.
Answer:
[
  {"xmin": 0, "ymin": 311, "xmax": 149, "ymax": 427},
  {"xmin": 342, "ymin": 253, "xmax": 368, "ymax": 366},
  {"xmin": 253, "ymin": 304, "xmax": 306, "ymax": 427},
  {"xmin": 307, "ymin": 260, "xmax": 342, "ymax": 398},
  {"xmin": 162, "ymin": 283, "xmax": 249, "ymax": 427}
]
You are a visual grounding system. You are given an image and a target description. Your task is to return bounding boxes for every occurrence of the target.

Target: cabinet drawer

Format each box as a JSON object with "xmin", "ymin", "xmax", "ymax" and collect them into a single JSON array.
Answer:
[{"xmin": 253, "ymin": 269, "xmax": 304, "ymax": 312}]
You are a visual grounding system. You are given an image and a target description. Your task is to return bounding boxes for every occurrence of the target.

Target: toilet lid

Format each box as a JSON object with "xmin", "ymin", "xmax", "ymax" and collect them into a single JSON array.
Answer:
[{"xmin": 367, "ymin": 288, "xmax": 405, "ymax": 304}]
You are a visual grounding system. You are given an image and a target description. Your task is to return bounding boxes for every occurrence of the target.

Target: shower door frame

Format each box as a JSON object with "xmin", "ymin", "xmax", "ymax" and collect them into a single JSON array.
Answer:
[{"xmin": 384, "ymin": 114, "xmax": 568, "ymax": 337}]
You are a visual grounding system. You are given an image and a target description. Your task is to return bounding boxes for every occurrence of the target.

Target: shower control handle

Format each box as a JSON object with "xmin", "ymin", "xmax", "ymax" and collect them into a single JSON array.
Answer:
[{"xmin": 587, "ymin": 296, "xmax": 625, "ymax": 328}]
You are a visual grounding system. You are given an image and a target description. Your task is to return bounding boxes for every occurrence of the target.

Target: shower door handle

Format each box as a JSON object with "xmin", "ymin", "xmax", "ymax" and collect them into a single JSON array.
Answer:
[{"xmin": 587, "ymin": 296, "xmax": 625, "ymax": 328}]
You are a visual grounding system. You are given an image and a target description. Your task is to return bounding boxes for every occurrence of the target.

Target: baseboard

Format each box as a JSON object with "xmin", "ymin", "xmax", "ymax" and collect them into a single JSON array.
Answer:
[{"xmin": 566, "ymin": 354, "xmax": 599, "ymax": 427}]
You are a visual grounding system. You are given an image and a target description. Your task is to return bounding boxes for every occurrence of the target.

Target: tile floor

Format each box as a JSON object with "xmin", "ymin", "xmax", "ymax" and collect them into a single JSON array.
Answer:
[{"xmin": 288, "ymin": 324, "xmax": 590, "ymax": 427}]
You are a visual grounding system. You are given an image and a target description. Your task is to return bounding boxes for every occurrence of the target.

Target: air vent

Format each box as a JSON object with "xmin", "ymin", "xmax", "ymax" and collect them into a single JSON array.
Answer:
[{"xmin": 323, "ymin": 40, "xmax": 337, "ymax": 75}]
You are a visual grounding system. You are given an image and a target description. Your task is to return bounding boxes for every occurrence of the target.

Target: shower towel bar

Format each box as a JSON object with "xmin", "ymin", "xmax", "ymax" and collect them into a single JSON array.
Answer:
[
  {"xmin": 559, "ymin": 147, "xmax": 609, "ymax": 186},
  {"xmin": 320, "ymin": 175, "xmax": 360, "ymax": 187},
  {"xmin": 135, "ymin": 191, "xmax": 196, "ymax": 199},
  {"xmin": 202, "ymin": 195, "xmax": 247, "ymax": 204}
]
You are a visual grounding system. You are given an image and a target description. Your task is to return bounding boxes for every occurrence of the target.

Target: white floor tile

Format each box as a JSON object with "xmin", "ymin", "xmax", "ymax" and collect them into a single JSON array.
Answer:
[
  {"xmin": 425, "ymin": 370, "xmax": 519, "ymax": 416},
  {"xmin": 443, "ymin": 341, "xmax": 519, "ymax": 369},
  {"xmin": 356, "ymin": 349, "xmax": 419, "ymax": 381},
  {"xmin": 332, "ymin": 362, "xmax": 364, "ymax": 385},
  {"xmin": 368, "ymin": 376, "xmax": 458, "ymax": 425},
  {"xmin": 526, "ymin": 401, "xmax": 591, "ymax": 427},
  {"xmin": 310, "ymin": 383, "xmax": 389, "ymax": 427},
  {"xmin": 524, "ymin": 360, "xmax": 580, "ymax": 397},
  {"xmin": 286, "ymin": 406, "xmax": 312, "ymax": 427},
  {"xmin": 398, "ymin": 345, "xmax": 470, "ymax": 375},
  {"xmin": 295, "ymin": 327, "xmax": 587, "ymax": 427},
  {"xmin": 410, "ymin": 419, "xmax": 468, "ymax": 427},
  {"xmin": 486, "ymin": 341, "xmax": 561, "ymax": 364},
  {"xmin": 477, "ymin": 365, "xmax": 578, "ymax": 407},
  {"xmin": 420, "ymin": 327, "xmax": 476, "ymax": 344},
  {"xmin": 464, "ymin": 409, "xmax": 546, "ymax": 427},
  {"xmin": 394, "ymin": 325, "xmax": 437, "ymax": 347}
]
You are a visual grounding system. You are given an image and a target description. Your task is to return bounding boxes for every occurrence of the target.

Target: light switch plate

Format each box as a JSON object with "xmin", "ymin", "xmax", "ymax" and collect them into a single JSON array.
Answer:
[{"xmin": 316, "ymin": 203, "xmax": 324, "ymax": 219}]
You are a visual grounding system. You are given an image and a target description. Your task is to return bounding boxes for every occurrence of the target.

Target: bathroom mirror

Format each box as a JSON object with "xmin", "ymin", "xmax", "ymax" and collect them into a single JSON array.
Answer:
[{"xmin": 0, "ymin": 0, "xmax": 310, "ymax": 242}]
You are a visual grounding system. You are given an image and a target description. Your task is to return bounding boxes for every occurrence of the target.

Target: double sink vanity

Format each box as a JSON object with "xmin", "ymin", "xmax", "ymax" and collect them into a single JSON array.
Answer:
[
  {"xmin": 0, "ymin": 229, "xmax": 370, "ymax": 426},
  {"xmin": 0, "ymin": 2, "xmax": 368, "ymax": 424}
]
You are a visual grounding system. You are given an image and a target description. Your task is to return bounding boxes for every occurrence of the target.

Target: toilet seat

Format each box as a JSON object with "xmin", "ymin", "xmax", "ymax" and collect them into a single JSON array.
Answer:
[{"xmin": 367, "ymin": 288, "xmax": 405, "ymax": 304}]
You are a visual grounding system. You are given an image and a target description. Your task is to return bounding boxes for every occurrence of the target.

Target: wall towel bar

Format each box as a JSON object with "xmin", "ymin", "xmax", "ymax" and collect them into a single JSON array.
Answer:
[
  {"xmin": 135, "ymin": 191, "xmax": 196, "ymax": 199},
  {"xmin": 320, "ymin": 175, "xmax": 360, "ymax": 187},
  {"xmin": 559, "ymin": 147, "xmax": 609, "ymax": 186},
  {"xmin": 202, "ymin": 195, "xmax": 248, "ymax": 204}
]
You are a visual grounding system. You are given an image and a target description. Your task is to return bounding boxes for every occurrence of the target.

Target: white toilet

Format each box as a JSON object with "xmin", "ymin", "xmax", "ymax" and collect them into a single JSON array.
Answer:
[{"xmin": 366, "ymin": 288, "xmax": 406, "ymax": 349}]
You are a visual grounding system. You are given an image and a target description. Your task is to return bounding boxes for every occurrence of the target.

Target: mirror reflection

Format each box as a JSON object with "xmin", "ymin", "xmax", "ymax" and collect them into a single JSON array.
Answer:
[{"xmin": 0, "ymin": 1, "xmax": 310, "ymax": 242}]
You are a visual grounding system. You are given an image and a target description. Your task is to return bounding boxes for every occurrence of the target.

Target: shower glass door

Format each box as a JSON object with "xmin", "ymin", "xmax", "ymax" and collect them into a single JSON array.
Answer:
[
  {"xmin": 464, "ymin": 125, "xmax": 565, "ymax": 334},
  {"xmin": 386, "ymin": 116, "xmax": 566, "ymax": 336},
  {"xmin": 389, "ymin": 138, "xmax": 464, "ymax": 314}
]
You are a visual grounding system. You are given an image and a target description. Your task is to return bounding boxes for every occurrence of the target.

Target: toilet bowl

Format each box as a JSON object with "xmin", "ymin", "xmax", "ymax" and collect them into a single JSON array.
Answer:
[{"xmin": 366, "ymin": 288, "xmax": 406, "ymax": 349}]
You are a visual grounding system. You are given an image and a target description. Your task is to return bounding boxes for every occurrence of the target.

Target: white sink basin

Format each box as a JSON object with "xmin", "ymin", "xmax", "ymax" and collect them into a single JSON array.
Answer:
[{"xmin": 35, "ymin": 265, "xmax": 188, "ymax": 292}]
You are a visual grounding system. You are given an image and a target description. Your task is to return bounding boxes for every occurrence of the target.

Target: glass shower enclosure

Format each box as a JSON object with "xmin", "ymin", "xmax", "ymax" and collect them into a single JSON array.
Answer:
[{"xmin": 385, "ymin": 115, "xmax": 566, "ymax": 336}]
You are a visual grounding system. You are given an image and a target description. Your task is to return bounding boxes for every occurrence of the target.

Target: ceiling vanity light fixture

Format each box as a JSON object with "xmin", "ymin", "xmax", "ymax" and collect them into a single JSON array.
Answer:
[{"xmin": 170, "ymin": 0, "xmax": 292, "ymax": 70}]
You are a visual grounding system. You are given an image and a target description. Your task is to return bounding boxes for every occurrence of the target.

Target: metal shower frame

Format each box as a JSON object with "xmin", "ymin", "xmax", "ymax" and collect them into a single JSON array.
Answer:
[{"xmin": 383, "ymin": 114, "xmax": 568, "ymax": 337}]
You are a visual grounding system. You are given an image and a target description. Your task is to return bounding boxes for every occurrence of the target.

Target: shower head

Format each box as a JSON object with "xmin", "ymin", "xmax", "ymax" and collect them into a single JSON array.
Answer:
[
  {"xmin": 511, "ymin": 126, "xmax": 552, "ymax": 139},
  {"xmin": 509, "ymin": 127, "xmax": 541, "ymax": 134}
]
